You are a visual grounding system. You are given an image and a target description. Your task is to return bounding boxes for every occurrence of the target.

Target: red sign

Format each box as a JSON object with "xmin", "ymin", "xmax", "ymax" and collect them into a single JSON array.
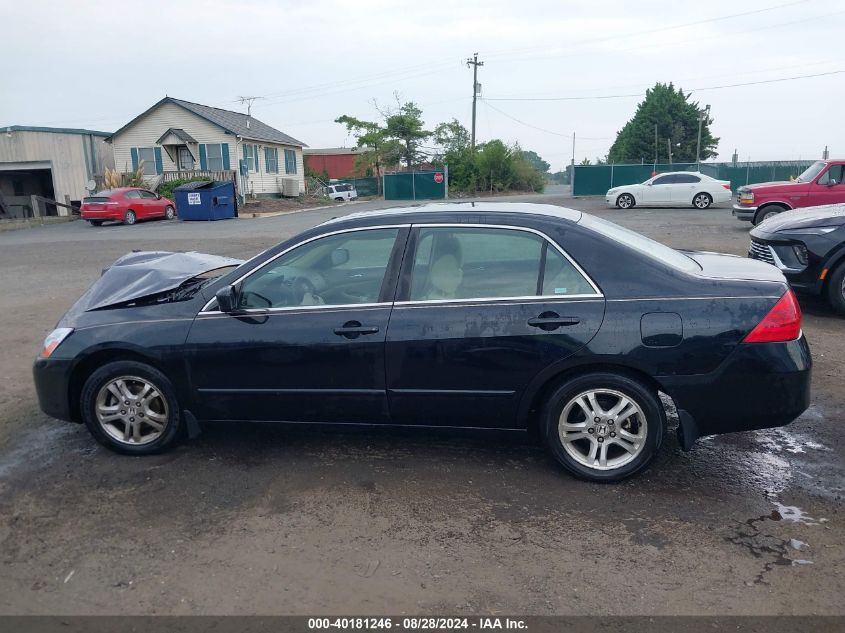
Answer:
[{"xmin": 433, "ymin": 172, "xmax": 444, "ymax": 184}]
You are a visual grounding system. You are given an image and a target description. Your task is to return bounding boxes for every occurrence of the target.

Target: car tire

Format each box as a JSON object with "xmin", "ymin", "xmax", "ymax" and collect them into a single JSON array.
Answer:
[
  {"xmin": 542, "ymin": 372, "xmax": 665, "ymax": 482},
  {"xmin": 80, "ymin": 360, "xmax": 182, "ymax": 455},
  {"xmin": 753, "ymin": 205, "xmax": 786, "ymax": 225},
  {"xmin": 616, "ymin": 193, "xmax": 635, "ymax": 209},
  {"xmin": 88, "ymin": 220, "xmax": 103, "ymax": 227},
  {"xmin": 692, "ymin": 193, "xmax": 712, "ymax": 209},
  {"xmin": 826, "ymin": 262, "xmax": 845, "ymax": 316},
  {"xmin": 334, "ymin": 197, "xmax": 344, "ymax": 202},
  {"xmin": 164, "ymin": 205, "xmax": 175, "ymax": 220},
  {"xmin": 123, "ymin": 209, "xmax": 137, "ymax": 225}
]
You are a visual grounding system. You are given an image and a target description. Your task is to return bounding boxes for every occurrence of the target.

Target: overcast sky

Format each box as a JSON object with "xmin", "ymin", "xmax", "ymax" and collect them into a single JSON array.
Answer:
[{"xmin": 1, "ymin": 0, "xmax": 843, "ymax": 170}]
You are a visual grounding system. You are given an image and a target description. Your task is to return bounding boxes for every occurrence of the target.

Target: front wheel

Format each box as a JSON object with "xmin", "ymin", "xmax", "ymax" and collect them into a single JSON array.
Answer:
[
  {"xmin": 80, "ymin": 361, "xmax": 182, "ymax": 455},
  {"xmin": 123, "ymin": 209, "xmax": 136, "ymax": 225},
  {"xmin": 692, "ymin": 193, "xmax": 712, "ymax": 209},
  {"xmin": 753, "ymin": 205, "xmax": 785, "ymax": 225},
  {"xmin": 826, "ymin": 263, "xmax": 845, "ymax": 316},
  {"xmin": 334, "ymin": 197, "xmax": 344, "ymax": 202},
  {"xmin": 164, "ymin": 205, "xmax": 175, "ymax": 220},
  {"xmin": 543, "ymin": 372, "xmax": 665, "ymax": 482},
  {"xmin": 616, "ymin": 193, "xmax": 635, "ymax": 209}
]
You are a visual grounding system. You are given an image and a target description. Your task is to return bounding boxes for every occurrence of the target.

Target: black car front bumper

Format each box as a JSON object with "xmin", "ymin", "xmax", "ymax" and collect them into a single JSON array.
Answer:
[
  {"xmin": 33, "ymin": 357, "xmax": 76, "ymax": 422},
  {"xmin": 659, "ymin": 336, "xmax": 811, "ymax": 447}
]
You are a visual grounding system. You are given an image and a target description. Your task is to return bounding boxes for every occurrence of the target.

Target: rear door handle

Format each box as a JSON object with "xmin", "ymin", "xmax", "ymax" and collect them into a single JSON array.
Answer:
[
  {"xmin": 528, "ymin": 312, "xmax": 580, "ymax": 331},
  {"xmin": 334, "ymin": 320, "xmax": 380, "ymax": 339}
]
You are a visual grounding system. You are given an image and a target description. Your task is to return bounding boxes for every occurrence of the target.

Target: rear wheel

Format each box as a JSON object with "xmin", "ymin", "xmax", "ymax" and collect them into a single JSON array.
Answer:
[
  {"xmin": 543, "ymin": 372, "xmax": 665, "ymax": 482},
  {"xmin": 80, "ymin": 360, "xmax": 182, "ymax": 455},
  {"xmin": 753, "ymin": 205, "xmax": 786, "ymax": 225},
  {"xmin": 616, "ymin": 193, "xmax": 635, "ymax": 209},
  {"xmin": 692, "ymin": 192, "xmax": 712, "ymax": 209},
  {"xmin": 826, "ymin": 262, "xmax": 845, "ymax": 316},
  {"xmin": 88, "ymin": 220, "xmax": 103, "ymax": 227},
  {"xmin": 123, "ymin": 209, "xmax": 136, "ymax": 225},
  {"xmin": 164, "ymin": 205, "xmax": 175, "ymax": 220}
]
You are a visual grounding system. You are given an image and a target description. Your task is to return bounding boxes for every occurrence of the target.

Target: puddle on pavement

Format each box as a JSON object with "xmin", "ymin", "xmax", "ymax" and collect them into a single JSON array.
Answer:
[{"xmin": 753, "ymin": 426, "xmax": 831, "ymax": 455}]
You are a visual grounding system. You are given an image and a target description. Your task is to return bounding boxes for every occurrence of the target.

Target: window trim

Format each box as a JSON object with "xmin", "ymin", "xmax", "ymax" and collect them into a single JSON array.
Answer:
[
  {"xmin": 137, "ymin": 147, "xmax": 158, "ymax": 176},
  {"xmin": 394, "ymin": 223, "xmax": 603, "ymax": 305},
  {"xmin": 200, "ymin": 224, "xmax": 411, "ymax": 314},
  {"xmin": 206, "ymin": 143, "xmax": 224, "ymax": 171}
]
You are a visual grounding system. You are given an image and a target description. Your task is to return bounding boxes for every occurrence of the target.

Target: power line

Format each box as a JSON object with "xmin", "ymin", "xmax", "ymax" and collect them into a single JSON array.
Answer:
[
  {"xmin": 483, "ymin": 69, "xmax": 845, "ymax": 102},
  {"xmin": 480, "ymin": 100, "xmax": 613, "ymax": 140},
  {"xmin": 481, "ymin": 0, "xmax": 813, "ymax": 62}
]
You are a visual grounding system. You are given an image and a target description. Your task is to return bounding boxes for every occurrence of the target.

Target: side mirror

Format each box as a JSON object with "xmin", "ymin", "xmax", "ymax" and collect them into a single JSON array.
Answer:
[
  {"xmin": 215, "ymin": 285, "xmax": 238, "ymax": 313},
  {"xmin": 331, "ymin": 248, "xmax": 350, "ymax": 266},
  {"xmin": 156, "ymin": 193, "xmax": 162, "ymax": 199},
  {"xmin": 828, "ymin": 180, "xmax": 838, "ymax": 187}
]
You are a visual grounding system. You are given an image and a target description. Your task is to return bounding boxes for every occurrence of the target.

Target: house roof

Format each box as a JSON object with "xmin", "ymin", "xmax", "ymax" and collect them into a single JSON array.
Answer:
[
  {"xmin": 3, "ymin": 125, "xmax": 112, "ymax": 137},
  {"xmin": 156, "ymin": 127, "xmax": 198, "ymax": 144},
  {"xmin": 303, "ymin": 147, "xmax": 369, "ymax": 155},
  {"xmin": 107, "ymin": 97, "xmax": 307, "ymax": 147}
]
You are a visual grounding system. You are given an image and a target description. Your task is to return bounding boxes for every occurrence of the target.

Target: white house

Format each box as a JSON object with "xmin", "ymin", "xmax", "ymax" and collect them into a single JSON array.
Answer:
[{"xmin": 107, "ymin": 97, "xmax": 307, "ymax": 197}]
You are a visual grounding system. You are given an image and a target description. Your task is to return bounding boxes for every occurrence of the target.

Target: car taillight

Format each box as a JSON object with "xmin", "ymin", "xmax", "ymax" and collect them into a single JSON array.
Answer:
[
  {"xmin": 742, "ymin": 290, "xmax": 801, "ymax": 343},
  {"xmin": 722, "ymin": 184, "xmax": 731, "ymax": 190}
]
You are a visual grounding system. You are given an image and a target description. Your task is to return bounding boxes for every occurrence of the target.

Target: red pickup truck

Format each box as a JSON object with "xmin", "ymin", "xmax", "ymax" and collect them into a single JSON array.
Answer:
[{"xmin": 733, "ymin": 160, "xmax": 845, "ymax": 225}]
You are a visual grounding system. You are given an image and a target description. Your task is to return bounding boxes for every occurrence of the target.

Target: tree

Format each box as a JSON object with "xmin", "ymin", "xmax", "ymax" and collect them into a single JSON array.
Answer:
[
  {"xmin": 607, "ymin": 82, "xmax": 719, "ymax": 164},
  {"xmin": 520, "ymin": 150, "xmax": 550, "ymax": 174},
  {"xmin": 433, "ymin": 119, "xmax": 470, "ymax": 157},
  {"xmin": 334, "ymin": 115, "xmax": 401, "ymax": 193},
  {"xmin": 383, "ymin": 101, "xmax": 431, "ymax": 170}
]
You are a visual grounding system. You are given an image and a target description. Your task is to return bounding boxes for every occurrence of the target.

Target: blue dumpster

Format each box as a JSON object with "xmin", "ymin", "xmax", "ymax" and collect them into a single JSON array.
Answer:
[{"xmin": 174, "ymin": 181, "xmax": 237, "ymax": 221}]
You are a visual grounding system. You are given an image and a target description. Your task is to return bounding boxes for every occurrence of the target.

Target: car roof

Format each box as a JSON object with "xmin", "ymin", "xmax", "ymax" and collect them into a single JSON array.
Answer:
[{"xmin": 322, "ymin": 202, "xmax": 583, "ymax": 225}]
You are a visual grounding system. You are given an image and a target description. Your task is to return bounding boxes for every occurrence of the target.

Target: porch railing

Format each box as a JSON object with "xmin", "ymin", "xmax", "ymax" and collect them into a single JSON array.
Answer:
[{"xmin": 161, "ymin": 170, "xmax": 238, "ymax": 183}]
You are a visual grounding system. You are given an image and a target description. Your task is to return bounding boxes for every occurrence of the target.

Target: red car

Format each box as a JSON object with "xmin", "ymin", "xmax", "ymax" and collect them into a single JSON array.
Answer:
[
  {"xmin": 733, "ymin": 159, "xmax": 845, "ymax": 225},
  {"xmin": 80, "ymin": 187, "xmax": 176, "ymax": 226}
]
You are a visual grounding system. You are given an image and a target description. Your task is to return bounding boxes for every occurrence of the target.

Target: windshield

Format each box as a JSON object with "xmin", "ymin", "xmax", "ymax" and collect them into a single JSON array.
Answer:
[
  {"xmin": 579, "ymin": 215, "xmax": 701, "ymax": 273},
  {"xmin": 796, "ymin": 161, "xmax": 827, "ymax": 183}
]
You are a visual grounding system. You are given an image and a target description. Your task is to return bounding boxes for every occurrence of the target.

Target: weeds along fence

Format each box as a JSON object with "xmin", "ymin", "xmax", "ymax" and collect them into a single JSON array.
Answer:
[{"xmin": 572, "ymin": 160, "xmax": 816, "ymax": 196}]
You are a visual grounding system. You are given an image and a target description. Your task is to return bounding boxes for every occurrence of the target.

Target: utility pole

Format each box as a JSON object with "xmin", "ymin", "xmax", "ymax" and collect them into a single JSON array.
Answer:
[
  {"xmin": 466, "ymin": 53, "xmax": 484, "ymax": 151},
  {"xmin": 654, "ymin": 124, "xmax": 658, "ymax": 166},
  {"xmin": 695, "ymin": 104, "xmax": 711, "ymax": 170},
  {"xmin": 667, "ymin": 138, "xmax": 673, "ymax": 166}
]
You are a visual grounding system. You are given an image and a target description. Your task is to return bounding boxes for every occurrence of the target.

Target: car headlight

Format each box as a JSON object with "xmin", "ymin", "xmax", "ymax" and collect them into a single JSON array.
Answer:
[
  {"xmin": 783, "ymin": 226, "xmax": 839, "ymax": 235},
  {"xmin": 739, "ymin": 192, "xmax": 754, "ymax": 204},
  {"xmin": 40, "ymin": 327, "xmax": 73, "ymax": 358}
]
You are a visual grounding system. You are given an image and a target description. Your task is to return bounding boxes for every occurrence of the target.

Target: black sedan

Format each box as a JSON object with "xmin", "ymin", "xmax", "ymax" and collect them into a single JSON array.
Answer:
[
  {"xmin": 749, "ymin": 204, "xmax": 845, "ymax": 315},
  {"xmin": 33, "ymin": 203, "xmax": 811, "ymax": 482}
]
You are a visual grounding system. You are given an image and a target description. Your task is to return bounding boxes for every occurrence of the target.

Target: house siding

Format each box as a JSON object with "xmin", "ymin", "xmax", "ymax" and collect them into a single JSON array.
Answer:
[
  {"xmin": 240, "ymin": 142, "xmax": 304, "ymax": 197},
  {"xmin": 110, "ymin": 102, "xmax": 305, "ymax": 196}
]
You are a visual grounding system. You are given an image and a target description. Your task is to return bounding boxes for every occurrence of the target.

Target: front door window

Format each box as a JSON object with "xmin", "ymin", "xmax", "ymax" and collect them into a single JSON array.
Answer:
[{"xmin": 178, "ymin": 147, "xmax": 194, "ymax": 170}]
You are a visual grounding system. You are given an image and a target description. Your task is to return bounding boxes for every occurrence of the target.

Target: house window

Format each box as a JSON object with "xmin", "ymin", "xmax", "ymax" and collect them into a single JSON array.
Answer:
[
  {"xmin": 244, "ymin": 144, "xmax": 259, "ymax": 172},
  {"xmin": 137, "ymin": 147, "xmax": 157, "ymax": 176},
  {"xmin": 265, "ymin": 147, "xmax": 279, "ymax": 173},
  {"xmin": 206, "ymin": 144, "xmax": 224, "ymax": 171},
  {"xmin": 284, "ymin": 149, "xmax": 297, "ymax": 175}
]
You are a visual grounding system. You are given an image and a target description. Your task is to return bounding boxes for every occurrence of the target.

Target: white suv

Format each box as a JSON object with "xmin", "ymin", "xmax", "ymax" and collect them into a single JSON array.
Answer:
[{"xmin": 326, "ymin": 183, "xmax": 358, "ymax": 202}]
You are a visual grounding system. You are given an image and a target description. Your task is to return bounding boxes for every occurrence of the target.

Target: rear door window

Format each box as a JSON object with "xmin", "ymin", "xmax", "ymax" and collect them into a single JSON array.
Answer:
[{"xmin": 408, "ymin": 227, "xmax": 596, "ymax": 301}]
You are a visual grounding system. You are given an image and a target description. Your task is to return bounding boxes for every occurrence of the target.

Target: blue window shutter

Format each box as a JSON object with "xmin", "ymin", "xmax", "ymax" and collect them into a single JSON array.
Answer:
[
  {"xmin": 153, "ymin": 147, "xmax": 163, "ymax": 175},
  {"xmin": 199, "ymin": 144, "xmax": 207, "ymax": 170},
  {"xmin": 221, "ymin": 144, "xmax": 230, "ymax": 170},
  {"xmin": 255, "ymin": 145, "xmax": 260, "ymax": 174},
  {"xmin": 130, "ymin": 147, "xmax": 139, "ymax": 171}
]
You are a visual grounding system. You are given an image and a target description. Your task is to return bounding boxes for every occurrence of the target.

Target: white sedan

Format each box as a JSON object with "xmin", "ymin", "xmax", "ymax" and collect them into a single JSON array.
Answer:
[{"xmin": 605, "ymin": 171, "xmax": 732, "ymax": 209}]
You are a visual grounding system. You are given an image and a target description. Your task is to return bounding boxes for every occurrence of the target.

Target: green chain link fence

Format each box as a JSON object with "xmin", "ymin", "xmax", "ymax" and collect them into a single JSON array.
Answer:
[{"xmin": 573, "ymin": 161, "xmax": 816, "ymax": 196}]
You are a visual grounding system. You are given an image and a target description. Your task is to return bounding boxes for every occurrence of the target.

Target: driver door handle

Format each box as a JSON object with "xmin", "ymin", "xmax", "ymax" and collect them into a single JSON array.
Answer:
[
  {"xmin": 527, "ymin": 312, "xmax": 580, "ymax": 331},
  {"xmin": 334, "ymin": 320, "xmax": 380, "ymax": 339}
]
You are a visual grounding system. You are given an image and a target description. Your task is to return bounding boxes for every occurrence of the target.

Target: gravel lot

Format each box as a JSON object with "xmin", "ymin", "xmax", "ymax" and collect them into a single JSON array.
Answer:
[{"xmin": 0, "ymin": 192, "xmax": 842, "ymax": 615}]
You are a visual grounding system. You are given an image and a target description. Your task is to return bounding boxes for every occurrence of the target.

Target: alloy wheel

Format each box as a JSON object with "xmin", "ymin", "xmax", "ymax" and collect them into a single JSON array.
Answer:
[
  {"xmin": 558, "ymin": 388, "xmax": 648, "ymax": 471},
  {"xmin": 617, "ymin": 194, "xmax": 633, "ymax": 209},
  {"xmin": 95, "ymin": 375, "xmax": 169, "ymax": 445},
  {"xmin": 165, "ymin": 206, "xmax": 175, "ymax": 220},
  {"xmin": 693, "ymin": 194, "xmax": 711, "ymax": 209}
]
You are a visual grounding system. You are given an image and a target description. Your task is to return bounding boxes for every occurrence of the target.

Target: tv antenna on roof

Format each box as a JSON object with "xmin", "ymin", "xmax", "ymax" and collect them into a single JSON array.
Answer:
[{"xmin": 237, "ymin": 96, "xmax": 263, "ymax": 129}]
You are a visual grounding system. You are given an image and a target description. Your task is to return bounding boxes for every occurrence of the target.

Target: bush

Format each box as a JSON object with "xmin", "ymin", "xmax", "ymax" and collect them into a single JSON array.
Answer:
[{"xmin": 158, "ymin": 177, "xmax": 211, "ymax": 201}]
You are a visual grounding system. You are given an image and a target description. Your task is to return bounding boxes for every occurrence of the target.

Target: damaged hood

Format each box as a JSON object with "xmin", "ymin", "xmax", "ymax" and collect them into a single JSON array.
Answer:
[{"xmin": 63, "ymin": 251, "xmax": 244, "ymax": 320}]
